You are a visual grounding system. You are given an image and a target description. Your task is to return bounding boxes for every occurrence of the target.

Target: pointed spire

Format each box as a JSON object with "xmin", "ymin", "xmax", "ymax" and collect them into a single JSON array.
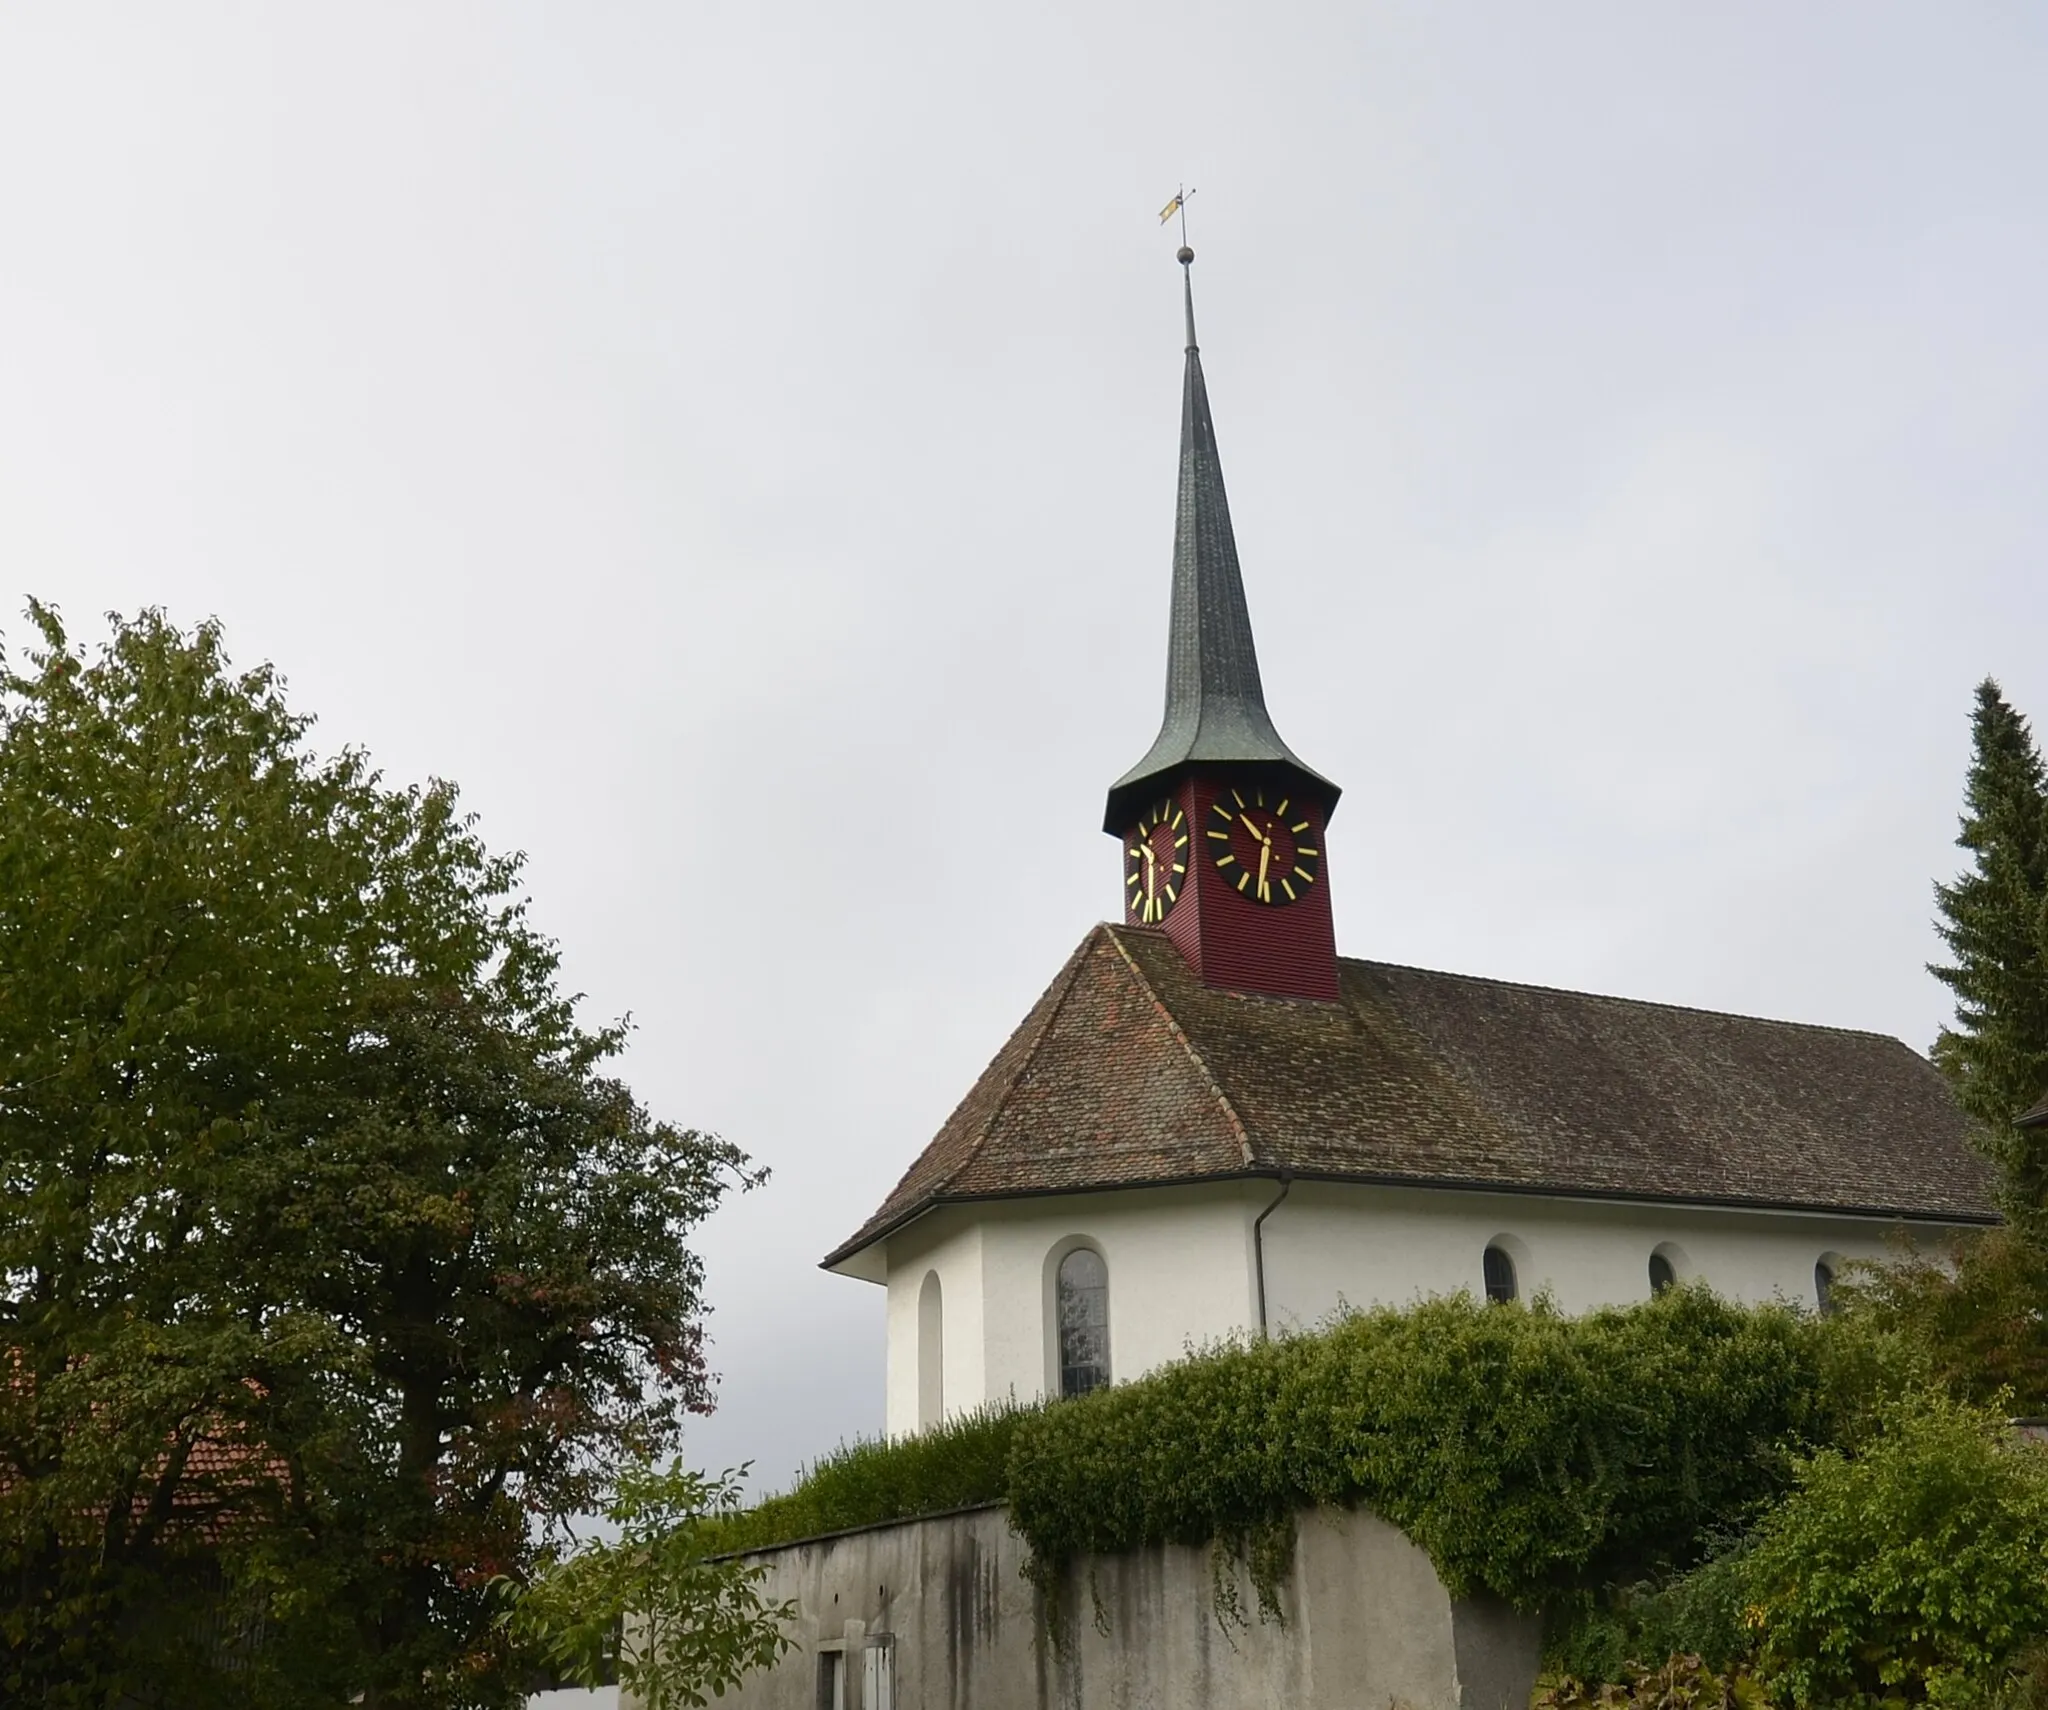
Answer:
[{"xmin": 1103, "ymin": 249, "xmax": 1338, "ymax": 834}]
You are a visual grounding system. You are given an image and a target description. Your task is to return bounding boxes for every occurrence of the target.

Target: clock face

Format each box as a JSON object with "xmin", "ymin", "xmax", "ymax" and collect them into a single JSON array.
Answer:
[
  {"xmin": 1124, "ymin": 799, "xmax": 1188, "ymax": 924},
  {"xmin": 1206, "ymin": 788, "xmax": 1320, "ymax": 906}
]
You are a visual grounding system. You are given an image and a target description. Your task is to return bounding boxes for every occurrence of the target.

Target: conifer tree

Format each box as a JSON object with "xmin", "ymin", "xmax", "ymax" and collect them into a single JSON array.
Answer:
[{"xmin": 1930, "ymin": 678, "xmax": 2048, "ymax": 1229}]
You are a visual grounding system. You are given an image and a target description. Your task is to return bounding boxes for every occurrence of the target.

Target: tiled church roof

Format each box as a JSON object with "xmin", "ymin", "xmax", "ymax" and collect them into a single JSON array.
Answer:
[{"xmin": 824, "ymin": 924, "xmax": 1997, "ymax": 1268}]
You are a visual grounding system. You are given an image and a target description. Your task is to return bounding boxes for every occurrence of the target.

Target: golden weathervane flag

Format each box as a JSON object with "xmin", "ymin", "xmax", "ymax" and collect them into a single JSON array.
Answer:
[{"xmin": 1157, "ymin": 192, "xmax": 1184, "ymax": 225}]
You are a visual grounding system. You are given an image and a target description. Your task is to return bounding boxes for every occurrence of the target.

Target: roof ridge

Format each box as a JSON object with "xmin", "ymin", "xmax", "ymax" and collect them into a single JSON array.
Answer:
[
  {"xmin": 1102, "ymin": 926, "xmax": 1257, "ymax": 1165},
  {"xmin": 1342, "ymin": 953, "xmax": 1922, "ymax": 1049}
]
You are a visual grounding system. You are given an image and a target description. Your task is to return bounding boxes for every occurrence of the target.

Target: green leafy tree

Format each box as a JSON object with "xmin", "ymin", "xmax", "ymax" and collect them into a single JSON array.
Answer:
[
  {"xmin": 1931, "ymin": 678, "xmax": 2048, "ymax": 1227},
  {"xmin": 506, "ymin": 1460, "xmax": 794, "ymax": 1709},
  {"xmin": 0, "ymin": 604, "xmax": 758, "ymax": 1707}
]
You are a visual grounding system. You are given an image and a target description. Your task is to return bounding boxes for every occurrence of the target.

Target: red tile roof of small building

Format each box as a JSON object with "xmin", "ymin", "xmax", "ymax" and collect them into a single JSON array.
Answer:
[{"xmin": 824, "ymin": 924, "xmax": 1997, "ymax": 1269}]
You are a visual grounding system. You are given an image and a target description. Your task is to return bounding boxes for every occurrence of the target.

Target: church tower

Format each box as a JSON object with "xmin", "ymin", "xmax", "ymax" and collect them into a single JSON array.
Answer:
[{"xmin": 1103, "ymin": 249, "xmax": 1342, "ymax": 1003}]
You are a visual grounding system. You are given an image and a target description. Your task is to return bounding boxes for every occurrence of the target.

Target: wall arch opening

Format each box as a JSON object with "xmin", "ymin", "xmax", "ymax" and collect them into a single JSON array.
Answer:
[{"xmin": 917, "ymin": 1269, "xmax": 943, "ymax": 1429}]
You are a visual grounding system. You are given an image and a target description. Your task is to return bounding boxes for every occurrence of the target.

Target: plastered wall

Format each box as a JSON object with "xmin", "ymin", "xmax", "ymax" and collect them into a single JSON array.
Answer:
[{"xmin": 880, "ymin": 1180, "xmax": 1966, "ymax": 1431}]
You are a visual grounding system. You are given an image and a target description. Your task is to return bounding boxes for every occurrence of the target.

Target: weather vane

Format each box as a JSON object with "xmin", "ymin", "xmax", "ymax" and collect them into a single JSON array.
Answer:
[{"xmin": 1158, "ymin": 184, "xmax": 1196, "ymax": 262}]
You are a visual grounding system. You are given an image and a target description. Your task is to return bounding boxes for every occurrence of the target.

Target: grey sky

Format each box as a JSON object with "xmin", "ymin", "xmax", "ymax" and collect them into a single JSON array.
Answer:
[{"xmin": 3, "ymin": 3, "xmax": 2045, "ymax": 1489}]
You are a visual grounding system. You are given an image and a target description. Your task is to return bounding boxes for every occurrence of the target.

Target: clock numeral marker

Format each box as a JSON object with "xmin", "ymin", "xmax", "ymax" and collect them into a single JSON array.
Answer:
[
  {"xmin": 1237, "ymin": 872, "xmax": 1251, "ymax": 893},
  {"xmin": 1296, "ymin": 847, "xmax": 1319, "ymax": 857},
  {"xmin": 1231, "ymin": 789, "xmax": 1246, "ymax": 809},
  {"xmin": 1281, "ymin": 879, "xmax": 1297, "ymax": 901},
  {"xmin": 1294, "ymin": 866, "xmax": 1314, "ymax": 882},
  {"xmin": 1217, "ymin": 854, "xmax": 1235, "ymax": 867},
  {"xmin": 1172, "ymin": 862, "xmax": 1185, "ymax": 876},
  {"xmin": 1291, "ymin": 821, "xmax": 1310, "ymax": 834},
  {"xmin": 1275, "ymin": 798, "xmax": 1289, "ymax": 817}
]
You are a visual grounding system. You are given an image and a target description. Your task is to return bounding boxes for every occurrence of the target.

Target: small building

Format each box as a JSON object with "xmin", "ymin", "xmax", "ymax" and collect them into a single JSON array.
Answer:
[{"xmin": 821, "ymin": 249, "xmax": 1995, "ymax": 1438}]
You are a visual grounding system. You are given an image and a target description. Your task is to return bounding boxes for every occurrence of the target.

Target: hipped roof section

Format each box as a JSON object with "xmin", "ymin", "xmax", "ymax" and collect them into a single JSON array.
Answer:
[{"xmin": 824, "ymin": 924, "xmax": 1996, "ymax": 1271}]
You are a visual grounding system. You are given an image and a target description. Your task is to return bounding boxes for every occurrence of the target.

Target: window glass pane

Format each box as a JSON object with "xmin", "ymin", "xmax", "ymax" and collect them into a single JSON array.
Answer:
[
  {"xmin": 1482, "ymin": 1245, "xmax": 1517, "ymax": 1304},
  {"xmin": 1057, "ymin": 1248, "xmax": 1110, "ymax": 1397},
  {"xmin": 1648, "ymin": 1253, "xmax": 1676, "ymax": 1294},
  {"xmin": 1814, "ymin": 1260, "xmax": 1835, "ymax": 1317}
]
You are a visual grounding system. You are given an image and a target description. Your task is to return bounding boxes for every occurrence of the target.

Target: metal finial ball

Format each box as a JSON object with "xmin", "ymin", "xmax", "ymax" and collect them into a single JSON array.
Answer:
[{"xmin": 1177, "ymin": 245, "xmax": 1194, "ymax": 266}]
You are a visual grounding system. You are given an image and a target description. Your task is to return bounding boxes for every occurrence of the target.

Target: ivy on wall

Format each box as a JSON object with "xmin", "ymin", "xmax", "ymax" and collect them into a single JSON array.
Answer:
[{"xmin": 717, "ymin": 1289, "xmax": 1835, "ymax": 1626}]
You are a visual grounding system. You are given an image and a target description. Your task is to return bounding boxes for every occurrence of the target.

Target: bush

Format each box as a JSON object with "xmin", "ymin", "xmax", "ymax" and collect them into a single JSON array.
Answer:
[
  {"xmin": 1734, "ymin": 1394, "xmax": 2048, "ymax": 1708},
  {"xmin": 1006, "ymin": 1288, "xmax": 1830, "ymax": 1616},
  {"xmin": 706, "ymin": 1402, "xmax": 1034, "ymax": 1557}
]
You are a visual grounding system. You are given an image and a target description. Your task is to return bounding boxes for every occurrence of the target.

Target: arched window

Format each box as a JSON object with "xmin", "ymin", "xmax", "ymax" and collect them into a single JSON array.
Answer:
[
  {"xmin": 1482, "ymin": 1244, "xmax": 1517, "ymax": 1305},
  {"xmin": 1056, "ymin": 1247, "xmax": 1110, "ymax": 1397},
  {"xmin": 1648, "ymin": 1252, "xmax": 1677, "ymax": 1295},
  {"xmin": 1814, "ymin": 1259, "xmax": 1837, "ymax": 1318},
  {"xmin": 917, "ymin": 1270, "xmax": 943, "ymax": 1429}
]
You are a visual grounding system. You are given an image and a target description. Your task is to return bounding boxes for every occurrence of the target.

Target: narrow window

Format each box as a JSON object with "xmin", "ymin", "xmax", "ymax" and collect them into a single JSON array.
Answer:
[
  {"xmin": 1057, "ymin": 1247, "xmax": 1110, "ymax": 1397},
  {"xmin": 816, "ymin": 1651, "xmax": 845, "ymax": 1710},
  {"xmin": 1814, "ymin": 1259, "xmax": 1836, "ymax": 1317},
  {"xmin": 1482, "ymin": 1244, "xmax": 1517, "ymax": 1304},
  {"xmin": 1648, "ymin": 1252, "xmax": 1677, "ymax": 1295},
  {"xmin": 916, "ymin": 1271, "xmax": 943, "ymax": 1430}
]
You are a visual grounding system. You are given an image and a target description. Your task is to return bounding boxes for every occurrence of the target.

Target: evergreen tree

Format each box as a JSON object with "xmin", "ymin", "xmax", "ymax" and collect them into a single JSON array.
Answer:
[{"xmin": 1930, "ymin": 677, "xmax": 2048, "ymax": 1228}]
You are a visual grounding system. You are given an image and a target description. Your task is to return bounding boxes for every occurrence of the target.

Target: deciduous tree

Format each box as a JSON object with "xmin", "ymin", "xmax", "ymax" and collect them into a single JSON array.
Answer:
[{"xmin": 0, "ymin": 604, "xmax": 758, "ymax": 1707}]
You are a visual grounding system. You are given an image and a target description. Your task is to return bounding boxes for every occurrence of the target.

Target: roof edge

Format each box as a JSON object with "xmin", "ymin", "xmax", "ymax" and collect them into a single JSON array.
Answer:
[{"xmin": 821, "ymin": 1166, "xmax": 1999, "ymax": 1268}]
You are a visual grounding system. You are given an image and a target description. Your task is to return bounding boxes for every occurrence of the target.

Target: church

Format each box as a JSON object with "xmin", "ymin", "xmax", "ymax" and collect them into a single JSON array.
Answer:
[{"xmin": 823, "ymin": 249, "xmax": 1996, "ymax": 1441}]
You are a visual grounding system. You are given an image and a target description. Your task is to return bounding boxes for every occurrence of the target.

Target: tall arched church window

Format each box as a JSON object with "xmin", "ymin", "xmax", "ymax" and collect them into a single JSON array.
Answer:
[
  {"xmin": 1056, "ymin": 1248, "xmax": 1110, "ymax": 1397},
  {"xmin": 1814, "ymin": 1259, "xmax": 1837, "ymax": 1318},
  {"xmin": 1648, "ymin": 1252, "xmax": 1677, "ymax": 1295},
  {"xmin": 917, "ymin": 1270, "xmax": 943, "ymax": 1429},
  {"xmin": 1482, "ymin": 1244, "xmax": 1518, "ymax": 1305}
]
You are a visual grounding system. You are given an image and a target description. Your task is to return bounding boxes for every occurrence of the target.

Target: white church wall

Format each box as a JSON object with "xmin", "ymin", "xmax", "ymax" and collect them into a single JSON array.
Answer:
[
  {"xmin": 1260, "ymin": 1182, "xmax": 1949, "ymax": 1327},
  {"xmin": 882, "ymin": 1184, "xmax": 1264, "ymax": 1428},
  {"xmin": 879, "ymin": 1182, "xmax": 1978, "ymax": 1434},
  {"xmin": 881, "ymin": 1220, "xmax": 986, "ymax": 1439}
]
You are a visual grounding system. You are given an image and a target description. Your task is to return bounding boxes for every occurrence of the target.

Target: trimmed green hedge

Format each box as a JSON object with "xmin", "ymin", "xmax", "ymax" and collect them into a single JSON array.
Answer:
[
  {"xmin": 1008, "ymin": 1288, "xmax": 1828, "ymax": 1617},
  {"xmin": 722, "ymin": 1288, "xmax": 1832, "ymax": 1624},
  {"xmin": 708, "ymin": 1402, "xmax": 1032, "ymax": 1557}
]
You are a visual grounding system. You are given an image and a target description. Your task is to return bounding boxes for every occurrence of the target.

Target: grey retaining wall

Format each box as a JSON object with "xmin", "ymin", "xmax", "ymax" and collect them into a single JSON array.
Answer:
[{"xmin": 659, "ymin": 1503, "xmax": 1540, "ymax": 1710}]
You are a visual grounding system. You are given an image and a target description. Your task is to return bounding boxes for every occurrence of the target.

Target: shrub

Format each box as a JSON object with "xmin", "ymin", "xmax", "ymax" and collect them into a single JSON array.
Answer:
[
  {"xmin": 1006, "ymin": 1287, "xmax": 1830, "ymax": 1616},
  {"xmin": 1735, "ymin": 1394, "xmax": 2048, "ymax": 1708},
  {"xmin": 706, "ymin": 1402, "xmax": 1033, "ymax": 1557}
]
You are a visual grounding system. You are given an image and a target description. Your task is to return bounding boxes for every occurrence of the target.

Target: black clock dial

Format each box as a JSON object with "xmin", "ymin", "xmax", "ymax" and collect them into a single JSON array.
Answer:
[
  {"xmin": 1124, "ymin": 798, "xmax": 1188, "ymax": 924},
  {"xmin": 1205, "ymin": 787, "xmax": 1320, "ymax": 906}
]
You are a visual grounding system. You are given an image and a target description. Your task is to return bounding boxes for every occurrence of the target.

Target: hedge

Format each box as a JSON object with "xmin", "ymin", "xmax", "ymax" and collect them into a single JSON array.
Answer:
[{"xmin": 720, "ymin": 1288, "xmax": 1833, "ymax": 1624}]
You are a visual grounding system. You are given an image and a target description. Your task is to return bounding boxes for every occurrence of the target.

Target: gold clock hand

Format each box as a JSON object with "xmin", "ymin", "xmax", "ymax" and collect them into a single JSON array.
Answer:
[
  {"xmin": 1258, "ymin": 841, "xmax": 1271, "ymax": 893},
  {"xmin": 1240, "ymin": 813, "xmax": 1270, "ymax": 844}
]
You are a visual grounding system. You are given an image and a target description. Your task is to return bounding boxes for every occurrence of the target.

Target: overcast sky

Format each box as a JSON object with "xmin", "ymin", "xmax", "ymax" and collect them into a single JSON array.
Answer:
[{"xmin": 4, "ymin": 3, "xmax": 2045, "ymax": 1489}]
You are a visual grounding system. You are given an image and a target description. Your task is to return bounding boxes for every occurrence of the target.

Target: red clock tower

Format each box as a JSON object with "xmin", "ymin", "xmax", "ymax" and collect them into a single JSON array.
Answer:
[{"xmin": 1103, "ymin": 248, "xmax": 1342, "ymax": 1003}]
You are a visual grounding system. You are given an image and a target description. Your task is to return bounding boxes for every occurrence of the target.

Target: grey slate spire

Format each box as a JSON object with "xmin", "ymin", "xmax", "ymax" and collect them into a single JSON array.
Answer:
[{"xmin": 1103, "ymin": 250, "xmax": 1339, "ymax": 833}]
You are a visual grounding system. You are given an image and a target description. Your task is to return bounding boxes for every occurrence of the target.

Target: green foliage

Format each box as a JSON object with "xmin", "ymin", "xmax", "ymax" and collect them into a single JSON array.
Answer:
[
  {"xmin": 708, "ymin": 1401, "xmax": 1035, "ymax": 1557},
  {"xmin": 1832, "ymin": 1230, "xmax": 2048, "ymax": 1416},
  {"xmin": 1930, "ymin": 678, "xmax": 2048, "ymax": 1229},
  {"xmin": 1546, "ymin": 1546, "xmax": 1759, "ymax": 1683},
  {"xmin": 0, "ymin": 606, "xmax": 757, "ymax": 1707},
  {"xmin": 1538, "ymin": 1652, "xmax": 1777, "ymax": 1710},
  {"xmin": 1007, "ymin": 1288, "xmax": 1828, "ymax": 1619},
  {"xmin": 506, "ymin": 1462, "xmax": 794, "ymax": 1710},
  {"xmin": 1733, "ymin": 1395, "xmax": 2048, "ymax": 1709}
]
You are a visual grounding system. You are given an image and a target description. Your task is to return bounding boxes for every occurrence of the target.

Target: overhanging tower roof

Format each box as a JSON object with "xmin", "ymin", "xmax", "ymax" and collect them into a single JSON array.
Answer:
[{"xmin": 1103, "ymin": 251, "xmax": 1339, "ymax": 833}]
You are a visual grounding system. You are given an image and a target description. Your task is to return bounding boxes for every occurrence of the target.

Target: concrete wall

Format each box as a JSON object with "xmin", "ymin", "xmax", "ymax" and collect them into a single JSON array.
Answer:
[
  {"xmin": 880, "ymin": 1182, "xmax": 1961, "ymax": 1431},
  {"xmin": 670, "ymin": 1502, "xmax": 1540, "ymax": 1710}
]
